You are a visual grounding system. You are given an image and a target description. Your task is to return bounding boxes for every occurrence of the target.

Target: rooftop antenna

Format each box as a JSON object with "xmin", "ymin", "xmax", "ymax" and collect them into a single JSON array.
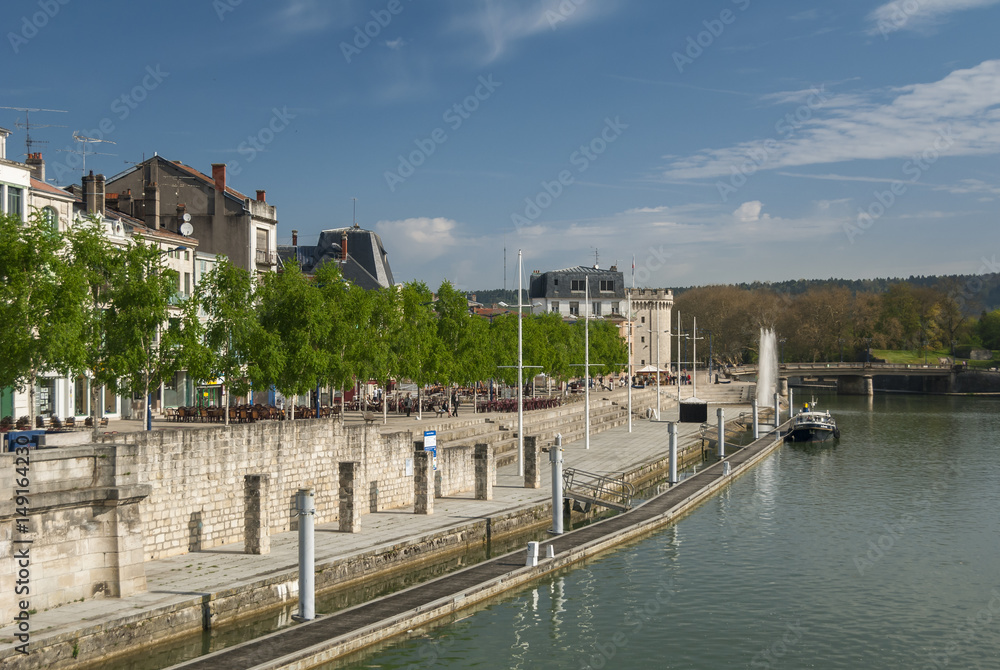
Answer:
[
  {"xmin": 352, "ymin": 197, "xmax": 358, "ymax": 228},
  {"xmin": 592, "ymin": 247, "xmax": 600, "ymax": 269},
  {"xmin": 57, "ymin": 133, "xmax": 117, "ymax": 175},
  {"xmin": 0, "ymin": 106, "xmax": 68, "ymax": 156}
]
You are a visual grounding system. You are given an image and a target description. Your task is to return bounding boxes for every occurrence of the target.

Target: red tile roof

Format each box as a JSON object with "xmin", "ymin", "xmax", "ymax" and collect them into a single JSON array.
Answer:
[
  {"xmin": 30, "ymin": 177, "xmax": 75, "ymax": 199},
  {"xmin": 169, "ymin": 160, "xmax": 248, "ymax": 200}
]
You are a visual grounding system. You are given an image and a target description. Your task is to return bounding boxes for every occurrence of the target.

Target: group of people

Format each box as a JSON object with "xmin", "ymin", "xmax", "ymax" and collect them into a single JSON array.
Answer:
[{"xmin": 401, "ymin": 391, "xmax": 461, "ymax": 418}]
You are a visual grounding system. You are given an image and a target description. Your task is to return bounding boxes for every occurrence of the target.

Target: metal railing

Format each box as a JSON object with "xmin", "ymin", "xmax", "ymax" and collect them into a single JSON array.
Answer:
[{"xmin": 563, "ymin": 467, "xmax": 636, "ymax": 511}]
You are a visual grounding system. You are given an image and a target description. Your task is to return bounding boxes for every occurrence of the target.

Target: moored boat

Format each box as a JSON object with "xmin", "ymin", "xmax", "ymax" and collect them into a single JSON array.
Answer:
[{"xmin": 787, "ymin": 401, "xmax": 840, "ymax": 442}]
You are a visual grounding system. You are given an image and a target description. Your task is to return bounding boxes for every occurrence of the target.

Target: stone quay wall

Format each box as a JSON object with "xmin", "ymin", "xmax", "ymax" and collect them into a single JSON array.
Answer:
[{"xmin": 92, "ymin": 419, "xmax": 417, "ymax": 561}]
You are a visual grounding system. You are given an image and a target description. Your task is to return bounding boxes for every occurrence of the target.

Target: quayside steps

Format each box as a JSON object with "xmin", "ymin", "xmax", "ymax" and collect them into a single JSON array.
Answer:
[{"xmin": 562, "ymin": 467, "xmax": 636, "ymax": 512}]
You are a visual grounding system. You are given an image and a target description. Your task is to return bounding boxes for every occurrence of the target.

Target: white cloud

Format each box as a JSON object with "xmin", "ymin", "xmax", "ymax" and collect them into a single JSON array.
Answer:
[
  {"xmin": 385, "ymin": 38, "xmax": 407, "ymax": 50},
  {"xmin": 374, "ymin": 217, "xmax": 460, "ymax": 260},
  {"xmin": 868, "ymin": 0, "xmax": 1000, "ymax": 36},
  {"xmin": 449, "ymin": 0, "xmax": 619, "ymax": 64},
  {"xmin": 626, "ymin": 206, "xmax": 670, "ymax": 214},
  {"xmin": 733, "ymin": 201, "xmax": 765, "ymax": 222},
  {"xmin": 662, "ymin": 60, "xmax": 1000, "ymax": 181}
]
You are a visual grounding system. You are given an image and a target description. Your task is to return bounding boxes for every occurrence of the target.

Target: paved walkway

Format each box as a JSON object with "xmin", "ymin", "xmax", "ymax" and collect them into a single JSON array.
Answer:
[{"xmin": 1, "ymin": 390, "xmax": 753, "ymax": 668}]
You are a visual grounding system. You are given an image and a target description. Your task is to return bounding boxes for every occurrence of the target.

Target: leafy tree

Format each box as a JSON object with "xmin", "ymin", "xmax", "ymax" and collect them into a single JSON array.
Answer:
[
  {"xmin": 100, "ymin": 239, "xmax": 182, "ymax": 429},
  {"xmin": 195, "ymin": 257, "xmax": 275, "ymax": 424},
  {"xmin": 0, "ymin": 211, "xmax": 88, "ymax": 424},
  {"xmin": 978, "ymin": 309, "xmax": 1000, "ymax": 350},
  {"xmin": 256, "ymin": 262, "xmax": 329, "ymax": 419},
  {"xmin": 395, "ymin": 282, "xmax": 442, "ymax": 416}
]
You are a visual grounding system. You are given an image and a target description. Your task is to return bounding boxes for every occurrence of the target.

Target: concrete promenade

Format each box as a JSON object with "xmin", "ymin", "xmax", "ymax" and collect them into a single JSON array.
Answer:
[{"xmin": 0, "ymin": 388, "xmax": 754, "ymax": 670}]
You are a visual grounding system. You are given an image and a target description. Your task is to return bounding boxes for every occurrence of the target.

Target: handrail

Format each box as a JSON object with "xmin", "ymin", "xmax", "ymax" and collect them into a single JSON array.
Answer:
[{"xmin": 563, "ymin": 467, "xmax": 636, "ymax": 510}]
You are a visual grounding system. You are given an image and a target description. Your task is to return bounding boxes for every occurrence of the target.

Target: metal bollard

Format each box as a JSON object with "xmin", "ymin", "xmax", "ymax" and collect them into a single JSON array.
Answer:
[
  {"xmin": 668, "ymin": 422, "xmax": 678, "ymax": 485},
  {"xmin": 723, "ymin": 461, "xmax": 731, "ymax": 476},
  {"xmin": 773, "ymin": 392, "xmax": 780, "ymax": 430},
  {"xmin": 550, "ymin": 434, "xmax": 564, "ymax": 535},
  {"xmin": 546, "ymin": 545, "xmax": 555, "ymax": 559},
  {"xmin": 752, "ymin": 398, "xmax": 759, "ymax": 440},
  {"xmin": 717, "ymin": 407, "xmax": 725, "ymax": 459},
  {"xmin": 295, "ymin": 487, "xmax": 315, "ymax": 621}
]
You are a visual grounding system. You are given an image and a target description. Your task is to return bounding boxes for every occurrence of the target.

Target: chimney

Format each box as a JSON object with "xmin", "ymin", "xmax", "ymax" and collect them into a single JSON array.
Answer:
[
  {"xmin": 291, "ymin": 229, "xmax": 298, "ymax": 246},
  {"xmin": 144, "ymin": 181, "xmax": 161, "ymax": 230},
  {"xmin": 341, "ymin": 230, "xmax": 348, "ymax": 261},
  {"xmin": 176, "ymin": 203, "xmax": 186, "ymax": 223},
  {"xmin": 0, "ymin": 128, "xmax": 7, "ymax": 159},
  {"xmin": 211, "ymin": 163, "xmax": 226, "ymax": 193},
  {"xmin": 256, "ymin": 189, "xmax": 266, "ymax": 202},
  {"xmin": 82, "ymin": 171, "xmax": 106, "ymax": 216},
  {"xmin": 119, "ymin": 188, "xmax": 133, "ymax": 216},
  {"xmin": 26, "ymin": 153, "xmax": 45, "ymax": 183}
]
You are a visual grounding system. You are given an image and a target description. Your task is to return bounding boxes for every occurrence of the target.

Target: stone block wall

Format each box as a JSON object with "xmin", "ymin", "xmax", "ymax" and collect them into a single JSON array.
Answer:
[
  {"xmin": 0, "ymin": 445, "xmax": 149, "ymax": 622},
  {"xmin": 94, "ymin": 419, "xmax": 415, "ymax": 561},
  {"xmin": 435, "ymin": 445, "xmax": 475, "ymax": 498}
]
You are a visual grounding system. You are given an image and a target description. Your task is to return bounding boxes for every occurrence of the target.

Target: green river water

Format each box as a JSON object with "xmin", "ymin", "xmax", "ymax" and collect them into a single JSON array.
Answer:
[{"xmin": 329, "ymin": 392, "xmax": 1000, "ymax": 669}]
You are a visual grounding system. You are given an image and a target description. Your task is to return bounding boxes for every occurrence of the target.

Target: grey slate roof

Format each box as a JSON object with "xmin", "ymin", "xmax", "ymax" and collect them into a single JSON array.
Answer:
[
  {"xmin": 529, "ymin": 266, "xmax": 626, "ymax": 300},
  {"xmin": 277, "ymin": 226, "xmax": 394, "ymax": 290}
]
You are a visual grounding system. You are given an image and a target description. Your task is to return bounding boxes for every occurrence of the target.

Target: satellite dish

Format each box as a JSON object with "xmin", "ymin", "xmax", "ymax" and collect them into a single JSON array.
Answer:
[
  {"xmin": 180, "ymin": 222, "xmax": 194, "ymax": 236},
  {"xmin": 182, "ymin": 213, "xmax": 192, "ymax": 222}
]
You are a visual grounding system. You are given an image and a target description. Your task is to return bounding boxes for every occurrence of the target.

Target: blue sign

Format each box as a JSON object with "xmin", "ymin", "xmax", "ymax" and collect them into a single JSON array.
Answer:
[{"xmin": 424, "ymin": 430, "xmax": 437, "ymax": 471}]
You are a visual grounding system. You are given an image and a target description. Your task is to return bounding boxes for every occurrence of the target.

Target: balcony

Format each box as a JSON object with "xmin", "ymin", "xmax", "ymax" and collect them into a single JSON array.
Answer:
[{"xmin": 255, "ymin": 249, "xmax": 276, "ymax": 266}]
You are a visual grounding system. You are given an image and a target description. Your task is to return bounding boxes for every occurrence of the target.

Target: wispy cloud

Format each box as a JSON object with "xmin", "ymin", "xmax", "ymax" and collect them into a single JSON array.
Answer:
[
  {"xmin": 385, "ymin": 38, "xmax": 407, "ymax": 50},
  {"xmin": 867, "ymin": 0, "xmax": 1000, "ymax": 36},
  {"xmin": 449, "ymin": 0, "xmax": 620, "ymax": 64},
  {"xmin": 662, "ymin": 60, "xmax": 1000, "ymax": 181}
]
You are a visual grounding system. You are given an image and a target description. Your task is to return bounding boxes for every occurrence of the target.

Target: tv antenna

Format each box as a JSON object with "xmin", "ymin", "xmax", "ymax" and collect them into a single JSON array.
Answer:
[
  {"xmin": 352, "ymin": 197, "xmax": 359, "ymax": 228},
  {"xmin": 0, "ymin": 106, "xmax": 68, "ymax": 156},
  {"xmin": 57, "ymin": 133, "xmax": 117, "ymax": 175},
  {"xmin": 592, "ymin": 247, "xmax": 600, "ymax": 268}
]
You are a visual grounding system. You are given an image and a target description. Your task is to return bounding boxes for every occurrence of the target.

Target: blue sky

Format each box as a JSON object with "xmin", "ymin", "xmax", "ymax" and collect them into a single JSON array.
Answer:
[{"xmin": 4, "ymin": 0, "xmax": 1000, "ymax": 291}]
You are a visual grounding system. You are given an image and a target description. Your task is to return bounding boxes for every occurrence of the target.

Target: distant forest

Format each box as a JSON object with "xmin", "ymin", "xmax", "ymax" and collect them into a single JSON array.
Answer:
[{"xmin": 471, "ymin": 273, "xmax": 1000, "ymax": 314}]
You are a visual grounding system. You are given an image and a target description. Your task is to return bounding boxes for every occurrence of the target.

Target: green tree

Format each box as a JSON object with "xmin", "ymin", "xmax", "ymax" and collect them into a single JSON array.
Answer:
[
  {"xmin": 195, "ymin": 257, "xmax": 276, "ymax": 424},
  {"xmin": 978, "ymin": 309, "xmax": 1000, "ymax": 350},
  {"xmin": 396, "ymin": 282, "xmax": 443, "ymax": 416},
  {"xmin": 0, "ymin": 211, "xmax": 88, "ymax": 424},
  {"xmin": 100, "ymin": 239, "xmax": 182, "ymax": 429},
  {"xmin": 256, "ymin": 263, "xmax": 330, "ymax": 419}
]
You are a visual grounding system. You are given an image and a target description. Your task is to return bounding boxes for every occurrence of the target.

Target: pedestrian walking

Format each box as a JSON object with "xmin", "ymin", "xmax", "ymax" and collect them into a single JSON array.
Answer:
[
  {"xmin": 452, "ymin": 393, "xmax": 460, "ymax": 417},
  {"xmin": 404, "ymin": 394, "xmax": 412, "ymax": 417}
]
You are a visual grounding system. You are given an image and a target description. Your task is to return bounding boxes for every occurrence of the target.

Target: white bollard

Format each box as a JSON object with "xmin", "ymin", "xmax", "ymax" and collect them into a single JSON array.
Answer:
[
  {"xmin": 668, "ymin": 422, "xmax": 678, "ymax": 485},
  {"xmin": 752, "ymin": 398, "xmax": 759, "ymax": 440},
  {"xmin": 296, "ymin": 487, "xmax": 315, "ymax": 621},
  {"xmin": 723, "ymin": 461, "xmax": 731, "ymax": 476},
  {"xmin": 546, "ymin": 545, "xmax": 555, "ymax": 559},
  {"xmin": 717, "ymin": 407, "xmax": 725, "ymax": 459},
  {"xmin": 550, "ymin": 434, "xmax": 564, "ymax": 535},
  {"xmin": 789, "ymin": 388, "xmax": 794, "ymax": 420},
  {"xmin": 526, "ymin": 541, "xmax": 540, "ymax": 567},
  {"xmin": 773, "ymin": 392, "xmax": 780, "ymax": 430}
]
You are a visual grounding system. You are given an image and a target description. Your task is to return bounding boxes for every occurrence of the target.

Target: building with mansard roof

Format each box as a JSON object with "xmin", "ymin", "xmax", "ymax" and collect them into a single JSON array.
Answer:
[{"xmin": 277, "ymin": 224, "xmax": 394, "ymax": 290}]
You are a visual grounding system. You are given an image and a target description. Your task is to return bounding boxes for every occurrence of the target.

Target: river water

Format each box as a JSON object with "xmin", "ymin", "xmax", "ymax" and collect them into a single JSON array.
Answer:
[{"xmin": 332, "ymin": 392, "xmax": 1000, "ymax": 669}]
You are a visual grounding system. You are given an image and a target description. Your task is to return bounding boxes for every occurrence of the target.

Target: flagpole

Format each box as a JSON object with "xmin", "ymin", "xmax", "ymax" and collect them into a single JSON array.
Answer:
[{"xmin": 627, "ymin": 255, "xmax": 633, "ymax": 432}]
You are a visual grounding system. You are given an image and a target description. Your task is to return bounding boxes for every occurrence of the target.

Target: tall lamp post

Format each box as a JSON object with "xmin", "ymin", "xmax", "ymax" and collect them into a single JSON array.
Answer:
[{"xmin": 147, "ymin": 245, "xmax": 187, "ymax": 431}]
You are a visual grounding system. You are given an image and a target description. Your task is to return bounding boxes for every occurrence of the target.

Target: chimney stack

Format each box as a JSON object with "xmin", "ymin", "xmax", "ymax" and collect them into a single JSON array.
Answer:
[
  {"xmin": 176, "ymin": 203, "xmax": 186, "ymax": 223},
  {"xmin": 211, "ymin": 163, "xmax": 226, "ymax": 193},
  {"xmin": 256, "ymin": 189, "xmax": 266, "ymax": 202},
  {"xmin": 144, "ymin": 181, "xmax": 161, "ymax": 230},
  {"xmin": 26, "ymin": 153, "xmax": 45, "ymax": 183},
  {"xmin": 119, "ymin": 188, "xmax": 133, "ymax": 216},
  {"xmin": 82, "ymin": 172, "xmax": 106, "ymax": 216},
  {"xmin": 291, "ymin": 229, "xmax": 298, "ymax": 246},
  {"xmin": 341, "ymin": 230, "xmax": 348, "ymax": 261}
]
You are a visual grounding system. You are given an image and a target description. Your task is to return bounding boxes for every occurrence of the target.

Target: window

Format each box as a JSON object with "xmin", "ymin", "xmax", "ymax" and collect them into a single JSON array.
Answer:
[
  {"xmin": 592, "ymin": 302, "xmax": 601, "ymax": 316},
  {"xmin": 184, "ymin": 273, "xmax": 191, "ymax": 296},
  {"xmin": 641, "ymin": 359, "xmax": 645, "ymax": 365},
  {"xmin": 611, "ymin": 302, "xmax": 620, "ymax": 315},
  {"xmin": 7, "ymin": 187, "xmax": 23, "ymax": 218},
  {"xmin": 74, "ymin": 376, "xmax": 89, "ymax": 417},
  {"xmin": 569, "ymin": 301, "xmax": 580, "ymax": 316},
  {"xmin": 551, "ymin": 301, "xmax": 559, "ymax": 313},
  {"xmin": 600, "ymin": 280, "xmax": 614, "ymax": 292},
  {"xmin": 256, "ymin": 228, "xmax": 269, "ymax": 251},
  {"xmin": 641, "ymin": 336, "xmax": 645, "ymax": 343},
  {"xmin": 42, "ymin": 206, "xmax": 58, "ymax": 230},
  {"xmin": 184, "ymin": 250, "xmax": 190, "ymax": 261},
  {"xmin": 641, "ymin": 316, "xmax": 646, "ymax": 324},
  {"xmin": 571, "ymin": 279, "xmax": 585, "ymax": 291},
  {"xmin": 554, "ymin": 278, "xmax": 559, "ymax": 286}
]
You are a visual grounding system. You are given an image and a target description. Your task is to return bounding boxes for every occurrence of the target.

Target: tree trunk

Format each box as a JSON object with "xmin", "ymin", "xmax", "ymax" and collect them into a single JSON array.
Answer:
[{"xmin": 28, "ymin": 369, "xmax": 37, "ymax": 427}]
